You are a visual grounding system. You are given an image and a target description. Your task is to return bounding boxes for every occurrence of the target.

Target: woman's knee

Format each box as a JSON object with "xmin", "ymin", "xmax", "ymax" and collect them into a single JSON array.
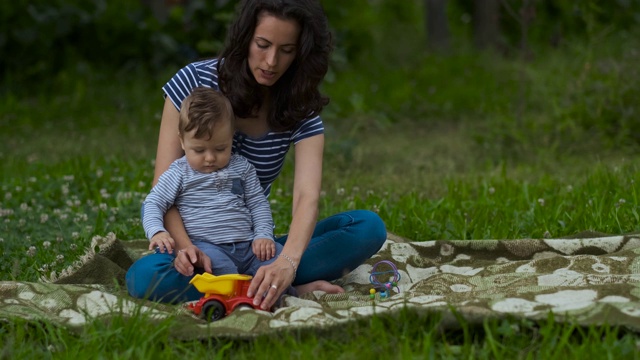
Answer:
[
  {"xmin": 125, "ymin": 253, "xmax": 174, "ymax": 298},
  {"xmin": 350, "ymin": 209, "xmax": 387, "ymax": 246}
]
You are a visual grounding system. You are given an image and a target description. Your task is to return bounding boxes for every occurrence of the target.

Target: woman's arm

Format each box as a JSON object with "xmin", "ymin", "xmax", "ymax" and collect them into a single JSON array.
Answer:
[
  {"xmin": 153, "ymin": 98, "xmax": 184, "ymax": 185},
  {"xmin": 284, "ymin": 134, "xmax": 324, "ymax": 265},
  {"xmin": 154, "ymin": 97, "xmax": 212, "ymax": 275},
  {"xmin": 248, "ymin": 134, "xmax": 324, "ymax": 309}
]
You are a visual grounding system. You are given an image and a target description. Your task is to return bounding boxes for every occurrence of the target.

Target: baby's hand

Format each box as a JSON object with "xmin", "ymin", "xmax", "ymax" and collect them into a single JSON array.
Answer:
[
  {"xmin": 149, "ymin": 231, "xmax": 175, "ymax": 254},
  {"xmin": 252, "ymin": 238, "xmax": 276, "ymax": 261}
]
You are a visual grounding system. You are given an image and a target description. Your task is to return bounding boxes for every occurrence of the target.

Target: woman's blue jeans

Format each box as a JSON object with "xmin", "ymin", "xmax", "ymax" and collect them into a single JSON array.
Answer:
[{"xmin": 125, "ymin": 210, "xmax": 387, "ymax": 303}]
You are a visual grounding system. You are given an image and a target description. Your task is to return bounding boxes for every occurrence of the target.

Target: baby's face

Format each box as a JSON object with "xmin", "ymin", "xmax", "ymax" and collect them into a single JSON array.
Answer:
[{"xmin": 181, "ymin": 119, "xmax": 233, "ymax": 174}]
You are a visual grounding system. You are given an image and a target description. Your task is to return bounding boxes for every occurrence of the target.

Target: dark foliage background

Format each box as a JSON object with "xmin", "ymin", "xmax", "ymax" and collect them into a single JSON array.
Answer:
[{"xmin": 2, "ymin": 0, "xmax": 639, "ymax": 149}]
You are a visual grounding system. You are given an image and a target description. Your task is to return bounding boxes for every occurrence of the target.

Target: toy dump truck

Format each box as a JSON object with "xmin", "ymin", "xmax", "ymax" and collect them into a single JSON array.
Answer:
[{"xmin": 187, "ymin": 273, "xmax": 260, "ymax": 321}]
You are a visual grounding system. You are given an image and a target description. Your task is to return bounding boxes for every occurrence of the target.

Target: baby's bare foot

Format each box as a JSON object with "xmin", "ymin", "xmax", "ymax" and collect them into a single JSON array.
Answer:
[{"xmin": 295, "ymin": 280, "xmax": 345, "ymax": 296}]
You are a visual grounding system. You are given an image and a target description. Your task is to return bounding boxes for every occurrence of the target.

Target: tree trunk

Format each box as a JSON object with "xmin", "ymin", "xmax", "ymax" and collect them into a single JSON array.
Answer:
[
  {"xmin": 473, "ymin": 0, "xmax": 500, "ymax": 50},
  {"xmin": 425, "ymin": 0, "xmax": 450, "ymax": 51}
]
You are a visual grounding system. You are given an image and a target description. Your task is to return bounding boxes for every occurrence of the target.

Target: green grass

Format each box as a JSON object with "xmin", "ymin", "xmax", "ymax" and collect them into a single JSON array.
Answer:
[
  {"xmin": 2, "ymin": 36, "xmax": 640, "ymax": 358},
  {"xmin": 2, "ymin": 308, "xmax": 639, "ymax": 359}
]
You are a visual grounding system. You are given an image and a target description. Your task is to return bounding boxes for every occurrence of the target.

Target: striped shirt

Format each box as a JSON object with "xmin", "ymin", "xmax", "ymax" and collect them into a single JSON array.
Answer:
[
  {"xmin": 162, "ymin": 58, "xmax": 324, "ymax": 197},
  {"xmin": 143, "ymin": 154, "xmax": 274, "ymax": 244}
]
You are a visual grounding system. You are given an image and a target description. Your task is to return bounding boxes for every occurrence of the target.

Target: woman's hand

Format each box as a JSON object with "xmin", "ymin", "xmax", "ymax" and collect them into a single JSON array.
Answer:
[
  {"xmin": 174, "ymin": 245, "xmax": 213, "ymax": 276},
  {"xmin": 247, "ymin": 256, "xmax": 296, "ymax": 310}
]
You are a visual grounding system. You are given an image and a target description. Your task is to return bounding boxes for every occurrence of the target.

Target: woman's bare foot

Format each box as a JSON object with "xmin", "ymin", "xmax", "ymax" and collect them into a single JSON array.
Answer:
[{"xmin": 295, "ymin": 280, "xmax": 345, "ymax": 296}]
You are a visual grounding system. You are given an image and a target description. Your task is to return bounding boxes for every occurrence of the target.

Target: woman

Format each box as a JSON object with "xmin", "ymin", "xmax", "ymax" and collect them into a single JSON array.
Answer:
[{"xmin": 126, "ymin": 0, "xmax": 387, "ymax": 310}]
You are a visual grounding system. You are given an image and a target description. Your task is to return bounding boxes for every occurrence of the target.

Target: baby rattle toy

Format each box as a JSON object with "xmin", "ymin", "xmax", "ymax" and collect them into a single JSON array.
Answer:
[{"xmin": 369, "ymin": 260, "xmax": 401, "ymax": 300}]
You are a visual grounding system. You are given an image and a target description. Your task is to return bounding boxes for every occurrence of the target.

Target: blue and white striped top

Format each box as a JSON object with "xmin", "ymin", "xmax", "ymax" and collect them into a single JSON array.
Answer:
[
  {"xmin": 162, "ymin": 58, "xmax": 325, "ymax": 197},
  {"xmin": 143, "ymin": 154, "xmax": 274, "ymax": 244}
]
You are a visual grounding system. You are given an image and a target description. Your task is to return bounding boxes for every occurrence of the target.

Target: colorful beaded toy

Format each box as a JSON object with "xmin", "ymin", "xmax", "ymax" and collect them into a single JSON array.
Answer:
[{"xmin": 369, "ymin": 260, "xmax": 401, "ymax": 299}]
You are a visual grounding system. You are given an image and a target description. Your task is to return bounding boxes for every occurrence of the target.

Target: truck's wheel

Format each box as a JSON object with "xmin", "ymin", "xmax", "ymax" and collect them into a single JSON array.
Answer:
[{"xmin": 202, "ymin": 300, "xmax": 226, "ymax": 321}]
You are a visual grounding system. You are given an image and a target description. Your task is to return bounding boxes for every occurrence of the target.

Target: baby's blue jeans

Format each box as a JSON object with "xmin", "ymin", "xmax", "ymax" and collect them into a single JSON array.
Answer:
[{"xmin": 125, "ymin": 210, "xmax": 387, "ymax": 303}]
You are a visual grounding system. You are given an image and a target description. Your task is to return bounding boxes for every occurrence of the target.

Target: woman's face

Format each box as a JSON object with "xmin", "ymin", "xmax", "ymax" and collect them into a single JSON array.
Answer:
[{"xmin": 248, "ymin": 11, "xmax": 300, "ymax": 87}]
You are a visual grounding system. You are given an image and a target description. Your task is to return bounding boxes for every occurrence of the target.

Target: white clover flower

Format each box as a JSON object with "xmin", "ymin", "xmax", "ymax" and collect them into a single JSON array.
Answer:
[
  {"xmin": 336, "ymin": 188, "xmax": 345, "ymax": 196},
  {"xmin": 270, "ymin": 199, "xmax": 277, "ymax": 204},
  {"xmin": 61, "ymin": 185, "xmax": 69, "ymax": 196},
  {"xmin": 40, "ymin": 214, "xmax": 49, "ymax": 223},
  {"xmin": 619, "ymin": 199, "xmax": 626, "ymax": 204},
  {"xmin": 28, "ymin": 177, "xmax": 37, "ymax": 183},
  {"xmin": 71, "ymin": 232, "xmax": 79, "ymax": 239},
  {"xmin": 0, "ymin": 237, "xmax": 3, "ymax": 243},
  {"xmin": 0, "ymin": 208, "xmax": 14, "ymax": 216},
  {"xmin": 15, "ymin": 186, "xmax": 22, "ymax": 192},
  {"xmin": 56, "ymin": 254, "xmax": 65, "ymax": 262},
  {"xmin": 27, "ymin": 246, "xmax": 36, "ymax": 257},
  {"xmin": 488, "ymin": 187, "xmax": 495, "ymax": 194},
  {"xmin": 537, "ymin": 198, "xmax": 545, "ymax": 206},
  {"xmin": 43, "ymin": 241, "xmax": 51, "ymax": 248},
  {"xmin": 566, "ymin": 185, "xmax": 573, "ymax": 192},
  {"xmin": 56, "ymin": 236, "xmax": 63, "ymax": 242},
  {"xmin": 20, "ymin": 203, "xmax": 29, "ymax": 211},
  {"xmin": 138, "ymin": 181, "xmax": 146, "ymax": 188},
  {"xmin": 70, "ymin": 244, "xmax": 77, "ymax": 250},
  {"xmin": 96, "ymin": 169, "xmax": 104, "ymax": 178},
  {"xmin": 117, "ymin": 192, "xmax": 133, "ymax": 200},
  {"xmin": 63, "ymin": 175, "xmax": 74, "ymax": 181}
]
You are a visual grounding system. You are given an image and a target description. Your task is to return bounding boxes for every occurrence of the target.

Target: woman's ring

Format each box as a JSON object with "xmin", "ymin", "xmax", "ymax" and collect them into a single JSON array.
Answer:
[{"xmin": 271, "ymin": 284, "xmax": 277, "ymax": 290}]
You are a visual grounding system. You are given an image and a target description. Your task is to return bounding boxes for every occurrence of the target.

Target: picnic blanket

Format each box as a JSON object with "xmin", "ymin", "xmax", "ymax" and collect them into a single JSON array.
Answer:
[{"xmin": 2, "ymin": 231, "xmax": 640, "ymax": 339}]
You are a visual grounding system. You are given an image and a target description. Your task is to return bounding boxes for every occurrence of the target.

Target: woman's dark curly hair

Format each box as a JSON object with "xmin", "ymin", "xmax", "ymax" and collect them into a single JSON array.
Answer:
[{"xmin": 217, "ymin": 0, "xmax": 332, "ymax": 131}]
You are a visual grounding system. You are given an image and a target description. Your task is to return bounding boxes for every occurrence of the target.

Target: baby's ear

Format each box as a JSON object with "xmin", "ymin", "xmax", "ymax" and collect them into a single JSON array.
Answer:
[{"xmin": 178, "ymin": 133, "xmax": 185, "ymax": 150}]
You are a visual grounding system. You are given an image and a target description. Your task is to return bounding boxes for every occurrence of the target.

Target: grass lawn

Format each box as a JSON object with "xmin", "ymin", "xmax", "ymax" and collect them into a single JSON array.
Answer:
[{"xmin": 1, "ymin": 55, "xmax": 639, "ymax": 358}]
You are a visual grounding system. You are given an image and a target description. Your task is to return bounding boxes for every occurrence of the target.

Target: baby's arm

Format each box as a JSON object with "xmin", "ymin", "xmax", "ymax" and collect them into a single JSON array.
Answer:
[
  {"xmin": 142, "ymin": 162, "xmax": 184, "ymax": 253},
  {"xmin": 237, "ymin": 157, "xmax": 275, "ymax": 261},
  {"xmin": 149, "ymin": 231, "xmax": 175, "ymax": 253},
  {"xmin": 252, "ymin": 238, "xmax": 276, "ymax": 261},
  {"xmin": 241, "ymin": 159, "xmax": 275, "ymax": 241}
]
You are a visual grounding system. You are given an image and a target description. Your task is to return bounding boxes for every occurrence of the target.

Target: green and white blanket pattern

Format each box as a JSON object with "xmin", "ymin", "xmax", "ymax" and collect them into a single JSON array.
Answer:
[{"xmin": 2, "ymin": 232, "xmax": 640, "ymax": 339}]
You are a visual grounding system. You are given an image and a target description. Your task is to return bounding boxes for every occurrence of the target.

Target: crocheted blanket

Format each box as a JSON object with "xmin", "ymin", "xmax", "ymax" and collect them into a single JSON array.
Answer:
[{"xmin": 1, "ymin": 232, "xmax": 640, "ymax": 339}]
